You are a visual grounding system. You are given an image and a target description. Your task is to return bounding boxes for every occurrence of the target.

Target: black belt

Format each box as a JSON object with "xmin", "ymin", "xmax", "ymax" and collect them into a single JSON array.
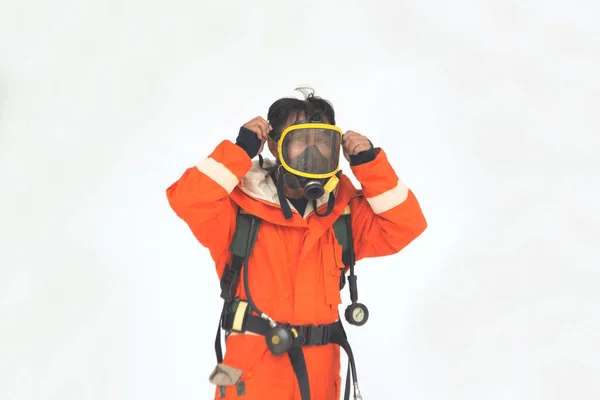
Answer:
[
  {"xmin": 215, "ymin": 305, "xmax": 361, "ymax": 400},
  {"xmin": 223, "ymin": 312, "xmax": 335, "ymax": 346}
]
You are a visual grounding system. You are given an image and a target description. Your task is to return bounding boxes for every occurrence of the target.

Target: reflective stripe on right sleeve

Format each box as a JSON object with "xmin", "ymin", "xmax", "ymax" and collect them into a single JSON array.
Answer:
[
  {"xmin": 195, "ymin": 157, "xmax": 240, "ymax": 194},
  {"xmin": 365, "ymin": 179, "xmax": 409, "ymax": 214}
]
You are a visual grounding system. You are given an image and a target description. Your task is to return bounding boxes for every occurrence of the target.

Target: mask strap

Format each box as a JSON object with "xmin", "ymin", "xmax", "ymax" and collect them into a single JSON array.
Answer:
[
  {"xmin": 275, "ymin": 166, "xmax": 294, "ymax": 220},
  {"xmin": 313, "ymin": 192, "xmax": 335, "ymax": 217},
  {"xmin": 261, "ymin": 163, "xmax": 291, "ymax": 219},
  {"xmin": 303, "ymin": 99, "xmax": 321, "ymax": 122}
]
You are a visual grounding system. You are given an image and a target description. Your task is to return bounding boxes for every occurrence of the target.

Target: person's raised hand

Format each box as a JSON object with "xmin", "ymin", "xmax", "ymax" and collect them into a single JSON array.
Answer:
[
  {"xmin": 342, "ymin": 130, "xmax": 373, "ymax": 162},
  {"xmin": 242, "ymin": 116, "xmax": 273, "ymax": 155}
]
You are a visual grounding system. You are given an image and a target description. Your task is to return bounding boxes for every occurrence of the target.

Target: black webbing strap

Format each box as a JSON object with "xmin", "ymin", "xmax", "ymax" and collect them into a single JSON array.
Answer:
[
  {"xmin": 333, "ymin": 212, "xmax": 352, "ymax": 268},
  {"xmin": 289, "ymin": 346, "xmax": 311, "ymax": 400},
  {"xmin": 333, "ymin": 208, "xmax": 354, "ymax": 291},
  {"xmin": 221, "ymin": 309, "xmax": 269, "ymax": 336},
  {"xmin": 215, "ymin": 306, "xmax": 225, "ymax": 363},
  {"xmin": 312, "ymin": 191, "xmax": 336, "ymax": 217},
  {"xmin": 220, "ymin": 211, "xmax": 261, "ymax": 303},
  {"xmin": 222, "ymin": 313, "xmax": 338, "ymax": 346},
  {"xmin": 215, "ymin": 209, "xmax": 261, "ymax": 364}
]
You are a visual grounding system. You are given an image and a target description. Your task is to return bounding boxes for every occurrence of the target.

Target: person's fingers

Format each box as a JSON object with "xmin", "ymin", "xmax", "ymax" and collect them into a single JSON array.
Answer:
[
  {"xmin": 242, "ymin": 121, "xmax": 259, "ymax": 135},
  {"xmin": 259, "ymin": 119, "xmax": 272, "ymax": 139},
  {"xmin": 344, "ymin": 137, "xmax": 370, "ymax": 155},
  {"xmin": 243, "ymin": 117, "xmax": 272, "ymax": 140},
  {"xmin": 342, "ymin": 131, "xmax": 357, "ymax": 143},
  {"xmin": 343, "ymin": 136, "xmax": 360, "ymax": 152},
  {"xmin": 352, "ymin": 142, "xmax": 369, "ymax": 155},
  {"xmin": 253, "ymin": 117, "xmax": 269, "ymax": 130},
  {"xmin": 251, "ymin": 121, "xmax": 268, "ymax": 139},
  {"xmin": 257, "ymin": 123, "xmax": 268, "ymax": 139},
  {"xmin": 344, "ymin": 130, "xmax": 362, "ymax": 139},
  {"xmin": 342, "ymin": 138, "xmax": 353, "ymax": 154},
  {"xmin": 343, "ymin": 133, "xmax": 365, "ymax": 154},
  {"xmin": 261, "ymin": 119, "xmax": 274, "ymax": 141}
]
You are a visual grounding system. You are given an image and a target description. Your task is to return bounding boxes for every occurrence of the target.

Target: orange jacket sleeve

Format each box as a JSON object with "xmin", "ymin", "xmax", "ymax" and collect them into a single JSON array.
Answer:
[
  {"xmin": 166, "ymin": 140, "xmax": 251, "ymax": 270},
  {"xmin": 348, "ymin": 148, "xmax": 427, "ymax": 261}
]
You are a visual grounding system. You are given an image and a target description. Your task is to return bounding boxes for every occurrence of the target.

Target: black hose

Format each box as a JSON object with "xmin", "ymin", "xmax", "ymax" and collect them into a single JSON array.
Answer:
[
  {"xmin": 242, "ymin": 217, "xmax": 266, "ymax": 318},
  {"xmin": 345, "ymin": 214, "xmax": 358, "ymax": 303}
]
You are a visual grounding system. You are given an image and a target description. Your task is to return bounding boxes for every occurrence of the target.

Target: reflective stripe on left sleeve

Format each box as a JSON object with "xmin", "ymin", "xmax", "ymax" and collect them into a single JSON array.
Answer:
[
  {"xmin": 365, "ymin": 179, "xmax": 409, "ymax": 214},
  {"xmin": 195, "ymin": 157, "xmax": 240, "ymax": 194}
]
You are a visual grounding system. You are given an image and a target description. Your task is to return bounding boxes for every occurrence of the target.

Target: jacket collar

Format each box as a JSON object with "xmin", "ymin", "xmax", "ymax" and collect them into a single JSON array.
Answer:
[{"xmin": 230, "ymin": 158, "xmax": 354, "ymax": 228}]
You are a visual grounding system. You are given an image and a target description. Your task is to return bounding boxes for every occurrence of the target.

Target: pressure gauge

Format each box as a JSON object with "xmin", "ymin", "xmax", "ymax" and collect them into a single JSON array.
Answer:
[{"xmin": 345, "ymin": 303, "xmax": 369, "ymax": 326}]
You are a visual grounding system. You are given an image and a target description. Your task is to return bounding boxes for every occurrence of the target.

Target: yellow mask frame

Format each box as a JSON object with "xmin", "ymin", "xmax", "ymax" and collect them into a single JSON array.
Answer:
[
  {"xmin": 276, "ymin": 122, "xmax": 343, "ymax": 194},
  {"xmin": 277, "ymin": 122, "xmax": 343, "ymax": 179}
]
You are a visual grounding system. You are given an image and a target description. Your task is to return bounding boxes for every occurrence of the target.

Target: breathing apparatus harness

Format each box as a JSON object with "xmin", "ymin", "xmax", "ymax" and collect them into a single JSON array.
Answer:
[
  {"xmin": 215, "ymin": 206, "xmax": 369, "ymax": 400},
  {"xmin": 257, "ymin": 102, "xmax": 370, "ymax": 327}
]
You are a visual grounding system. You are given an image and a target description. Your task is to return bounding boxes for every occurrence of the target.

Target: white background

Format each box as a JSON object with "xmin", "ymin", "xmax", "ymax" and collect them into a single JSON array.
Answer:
[{"xmin": 1, "ymin": 0, "xmax": 599, "ymax": 399}]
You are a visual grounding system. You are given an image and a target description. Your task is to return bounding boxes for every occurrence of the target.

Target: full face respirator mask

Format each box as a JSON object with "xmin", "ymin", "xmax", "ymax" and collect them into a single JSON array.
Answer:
[{"xmin": 277, "ymin": 121, "xmax": 342, "ymax": 201}]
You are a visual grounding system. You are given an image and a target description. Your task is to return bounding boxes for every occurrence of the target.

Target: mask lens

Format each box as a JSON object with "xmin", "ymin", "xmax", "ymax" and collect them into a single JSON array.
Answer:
[{"xmin": 281, "ymin": 126, "xmax": 341, "ymax": 175}]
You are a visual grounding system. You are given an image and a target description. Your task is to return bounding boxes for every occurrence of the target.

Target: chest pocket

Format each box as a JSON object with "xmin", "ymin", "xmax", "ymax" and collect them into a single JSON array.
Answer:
[{"xmin": 321, "ymin": 232, "xmax": 344, "ymax": 306}]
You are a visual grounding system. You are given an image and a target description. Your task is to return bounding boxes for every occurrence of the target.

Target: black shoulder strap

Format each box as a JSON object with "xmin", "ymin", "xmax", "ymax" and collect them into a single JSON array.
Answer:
[
  {"xmin": 333, "ymin": 205, "xmax": 354, "ymax": 268},
  {"xmin": 231, "ymin": 209, "xmax": 261, "ymax": 259},
  {"xmin": 219, "ymin": 209, "xmax": 261, "ymax": 303},
  {"xmin": 216, "ymin": 208, "xmax": 261, "ymax": 363}
]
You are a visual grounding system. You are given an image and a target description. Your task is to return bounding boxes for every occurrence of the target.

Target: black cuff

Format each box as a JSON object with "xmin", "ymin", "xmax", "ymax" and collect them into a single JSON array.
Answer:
[
  {"xmin": 349, "ymin": 141, "xmax": 376, "ymax": 166},
  {"xmin": 235, "ymin": 126, "xmax": 261, "ymax": 159}
]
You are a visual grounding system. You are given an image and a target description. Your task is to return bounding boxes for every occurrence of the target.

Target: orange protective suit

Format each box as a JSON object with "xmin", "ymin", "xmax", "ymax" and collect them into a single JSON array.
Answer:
[{"xmin": 167, "ymin": 140, "xmax": 427, "ymax": 399}]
